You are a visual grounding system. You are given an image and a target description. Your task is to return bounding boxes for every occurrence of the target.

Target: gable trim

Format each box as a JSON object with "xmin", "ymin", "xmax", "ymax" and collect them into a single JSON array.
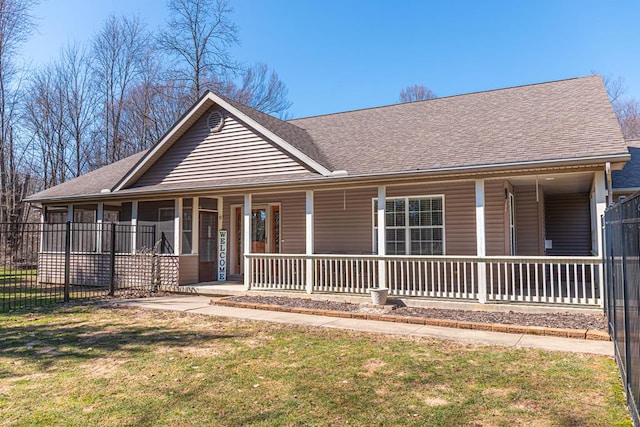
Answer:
[{"xmin": 113, "ymin": 92, "xmax": 332, "ymax": 192}]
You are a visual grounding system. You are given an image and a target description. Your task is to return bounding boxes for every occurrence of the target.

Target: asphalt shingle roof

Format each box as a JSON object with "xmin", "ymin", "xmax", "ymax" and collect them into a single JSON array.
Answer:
[
  {"xmin": 290, "ymin": 76, "xmax": 627, "ymax": 175},
  {"xmin": 26, "ymin": 76, "xmax": 628, "ymax": 203}
]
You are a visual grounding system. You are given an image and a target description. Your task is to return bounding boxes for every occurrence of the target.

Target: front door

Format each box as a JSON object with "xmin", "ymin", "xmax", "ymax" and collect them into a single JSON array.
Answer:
[
  {"xmin": 234, "ymin": 205, "xmax": 280, "ymax": 273},
  {"xmin": 199, "ymin": 211, "xmax": 217, "ymax": 282}
]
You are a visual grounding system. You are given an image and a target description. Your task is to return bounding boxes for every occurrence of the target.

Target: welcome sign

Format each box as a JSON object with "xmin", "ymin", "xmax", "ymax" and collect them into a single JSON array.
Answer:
[{"xmin": 218, "ymin": 230, "xmax": 227, "ymax": 281}]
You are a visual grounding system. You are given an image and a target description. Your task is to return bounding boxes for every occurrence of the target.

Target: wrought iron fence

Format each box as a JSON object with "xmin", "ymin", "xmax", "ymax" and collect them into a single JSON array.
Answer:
[
  {"xmin": 604, "ymin": 194, "xmax": 640, "ymax": 427},
  {"xmin": 0, "ymin": 222, "xmax": 178, "ymax": 312}
]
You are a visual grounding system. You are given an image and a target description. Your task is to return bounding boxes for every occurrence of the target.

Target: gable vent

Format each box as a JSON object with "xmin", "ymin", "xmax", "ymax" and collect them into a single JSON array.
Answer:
[{"xmin": 207, "ymin": 110, "xmax": 225, "ymax": 132}]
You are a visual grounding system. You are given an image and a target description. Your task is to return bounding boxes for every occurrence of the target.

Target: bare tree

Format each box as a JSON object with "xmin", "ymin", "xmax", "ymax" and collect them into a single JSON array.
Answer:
[
  {"xmin": 218, "ymin": 63, "xmax": 292, "ymax": 117},
  {"xmin": 399, "ymin": 84, "xmax": 436, "ymax": 103},
  {"xmin": 59, "ymin": 43, "xmax": 96, "ymax": 178},
  {"xmin": 599, "ymin": 73, "xmax": 640, "ymax": 140},
  {"xmin": 158, "ymin": 0, "xmax": 239, "ymax": 101},
  {"xmin": 616, "ymin": 99, "xmax": 640, "ymax": 140},
  {"xmin": 92, "ymin": 14, "xmax": 150, "ymax": 166},
  {"xmin": 24, "ymin": 64, "xmax": 68, "ymax": 187},
  {"xmin": 0, "ymin": 0, "xmax": 38, "ymax": 224}
]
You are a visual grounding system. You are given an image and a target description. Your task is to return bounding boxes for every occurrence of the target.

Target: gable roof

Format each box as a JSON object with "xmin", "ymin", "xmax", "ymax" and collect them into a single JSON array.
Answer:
[
  {"xmin": 112, "ymin": 91, "xmax": 333, "ymax": 191},
  {"xmin": 27, "ymin": 75, "xmax": 629, "ymax": 203}
]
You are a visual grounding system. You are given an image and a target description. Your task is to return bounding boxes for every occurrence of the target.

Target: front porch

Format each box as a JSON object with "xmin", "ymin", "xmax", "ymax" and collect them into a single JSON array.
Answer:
[
  {"xmin": 40, "ymin": 169, "xmax": 610, "ymax": 309},
  {"xmin": 243, "ymin": 253, "xmax": 602, "ymax": 307}
]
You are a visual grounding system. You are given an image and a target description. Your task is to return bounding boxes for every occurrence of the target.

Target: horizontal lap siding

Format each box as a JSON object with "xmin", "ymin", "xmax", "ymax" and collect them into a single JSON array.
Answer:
[
  {"xmin": 545, "ymin": 193, "xmax": 591, "ymax": 256},
  {"xmin": 134, "ymin": 109, "xmax": 308, "ymax": 187},
  {"xmin": 387, "ymin": 181, "xmax": 478, "ymax": 256},
  {"xmin": 314, "ymin": 188, "xmax": 377, "ymax": 254},
  {"xmin": 514, "ymin": 185, "xmax": 541, "ymax": 255},
  {"xmin": 178, "ymin": 255, "xmax": 198, "ymax": 285},
  {"xmin": 485, "ymin": 180, "xmax": 506, "ymax": 256}
]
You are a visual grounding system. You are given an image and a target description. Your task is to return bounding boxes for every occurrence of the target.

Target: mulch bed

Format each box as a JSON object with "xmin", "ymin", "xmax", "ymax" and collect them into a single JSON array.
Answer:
[{"xmin": 223, "ymin": 295, "xmax": 607, "ymax": 332}]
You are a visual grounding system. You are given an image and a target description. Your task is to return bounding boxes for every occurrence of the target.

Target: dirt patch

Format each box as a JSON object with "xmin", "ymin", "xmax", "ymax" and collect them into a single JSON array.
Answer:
[{"xmin": 224, "ymin": 296, "xmax": 607, "ymax": 331}]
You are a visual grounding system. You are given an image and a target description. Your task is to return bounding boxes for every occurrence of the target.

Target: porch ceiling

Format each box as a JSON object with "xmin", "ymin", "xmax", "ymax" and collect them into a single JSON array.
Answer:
[{"xmin": 508, "ymin": 171, "xmax": 594, "ymax": 194}]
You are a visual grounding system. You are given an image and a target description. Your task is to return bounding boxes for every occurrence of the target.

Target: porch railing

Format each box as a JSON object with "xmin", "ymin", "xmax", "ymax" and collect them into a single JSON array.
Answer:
[{"xmin": 246, "ymin": 254, "xmax": 603, "ymax": 306}]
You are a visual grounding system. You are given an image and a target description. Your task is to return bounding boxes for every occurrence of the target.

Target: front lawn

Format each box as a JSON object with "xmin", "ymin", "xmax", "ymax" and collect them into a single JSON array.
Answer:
[{"xmin": 0, "ymin": 304, "xmax": 631, "ymax": 426}]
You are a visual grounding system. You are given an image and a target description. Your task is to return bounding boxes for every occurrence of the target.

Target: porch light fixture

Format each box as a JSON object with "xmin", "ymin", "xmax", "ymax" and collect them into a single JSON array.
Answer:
[{"xmin": 208, "ymin": 110, "xmax": 225, "ymax": 133}]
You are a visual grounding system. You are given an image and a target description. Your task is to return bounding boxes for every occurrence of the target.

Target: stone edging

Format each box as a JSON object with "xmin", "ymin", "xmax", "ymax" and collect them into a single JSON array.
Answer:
[{"xmin": 211, "ymin": 298, "xmax": 610, "ymax": 341}]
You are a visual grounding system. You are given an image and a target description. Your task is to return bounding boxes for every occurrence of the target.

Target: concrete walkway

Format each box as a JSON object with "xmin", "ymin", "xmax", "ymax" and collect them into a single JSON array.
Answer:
[{"xmin": 113, "ymin": 295, "xmax": 614, "ymax": 356}]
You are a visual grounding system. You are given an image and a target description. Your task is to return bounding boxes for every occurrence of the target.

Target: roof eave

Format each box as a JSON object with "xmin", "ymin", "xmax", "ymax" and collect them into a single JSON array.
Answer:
[{"xmin": 27, "ymin": 153, "xmax": 628, "ymax": 204}]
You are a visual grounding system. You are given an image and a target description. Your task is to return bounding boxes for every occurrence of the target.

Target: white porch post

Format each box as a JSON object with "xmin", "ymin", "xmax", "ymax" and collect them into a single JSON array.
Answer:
[
  {"xmin": 377, "ymin": 186, "xmax": 386, "ymax": 289},
  {"xmin": 67, "ymin": 204, "xmax": 74, "ymax": 222},
  {"xmin": 174, "ymin": 198, "xmax": 182, "ymax": 255},
  {"xmin": 96, "ymin": 202, "xmax": 104, "ymax": 253},
  {"xmin": 131, "ymin": 201, "xmax": 138, "ymax": 254},
  {"xmin": 475, "ymin": 179, "xmax": 487, "ymax": 304},
  {"xmin": 305, "ymin": 190, "xmax": 314, "ymax": 294},
  {"xmin": 243, "ymin": 194, "xmax": 252, "ymax": 290},
  {"xmin": 594, "ymin": 171, "xmax": 606, "ymax": 256},
  {"xmin": 605, "ymin": 162, "xmax": 613, "ymax": 206},
  {"xmin": 192, "ymin": 197, "xmax": 199, "ymax": 254},
  {"xmin": 594, "ymin": 170, "xmax": 606, "ymax": 307}
]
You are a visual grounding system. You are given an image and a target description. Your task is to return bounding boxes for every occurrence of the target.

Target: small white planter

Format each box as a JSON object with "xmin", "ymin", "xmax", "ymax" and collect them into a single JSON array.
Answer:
[{"xmin": 370, "ymin": 288, "xmax": 389, "ymax": 305}]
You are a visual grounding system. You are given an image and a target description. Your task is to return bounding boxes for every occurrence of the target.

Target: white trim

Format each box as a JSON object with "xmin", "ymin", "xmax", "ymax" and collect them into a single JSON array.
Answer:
[
  {"xmin": 131, "ymin": 201, "xmax": 138, "ymax": 254},
  {"xmin": 593, "ymin": 171, "xmax": 606, "ymax": 257},
  {"xmin": 113, "ymin": 92, "xmax": 333, "ymax": 191},
  {"xmin": 475, "ymin": 180, "xmax": 486, "ymax": 257},
  {"xmin": 174, "ymin": 198, "xmax": 182, "ymax": 256},
  {"xmin": 305, "ymin": 190, "xmax": 314, "ymax": 294},
  {"xmin": 96, "ymin": 202, "xmax": 104, "ymax": 254},
  {"xmin": 243, "ymin": 194, "xmax": 252, "ymax": 289},
  {"xmin": 475, "ymin": 179, "xmax": 487, "ymax": 304},
  {"xmin": 377, "ymin": 186, "xmax": 386, "ymax": 289},
  {"xmin": 605, "ymin": 162, "xmax": 613, "ymax": 206},
  {"xmin": 192, "ymin": 197, "xmax": 199, "ymax": 254}
]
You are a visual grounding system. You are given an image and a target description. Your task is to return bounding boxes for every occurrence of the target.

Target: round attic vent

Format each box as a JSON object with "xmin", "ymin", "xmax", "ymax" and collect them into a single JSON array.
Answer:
[{"xmin": 207, "ymin": 110, "xmax": 225, "ymax": 132}]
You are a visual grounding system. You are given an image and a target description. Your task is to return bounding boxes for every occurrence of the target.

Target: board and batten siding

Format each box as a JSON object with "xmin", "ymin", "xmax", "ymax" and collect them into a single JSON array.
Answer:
[
  {"xmin": 134, "ymin": 108, "xmax": 310, "ymax": 187},
  {"xmin": 514, "ymin": 185, "xmax": 543, "ymax": 256},
  {"xmin": 544, "ymin": 193, "xmax": 592, "ymax": 256}
]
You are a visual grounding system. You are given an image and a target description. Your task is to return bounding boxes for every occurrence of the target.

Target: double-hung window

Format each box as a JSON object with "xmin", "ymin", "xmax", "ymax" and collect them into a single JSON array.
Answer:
[{"xmin": 373, "ymin": 196, "xmax": 444, "ymax": 255}]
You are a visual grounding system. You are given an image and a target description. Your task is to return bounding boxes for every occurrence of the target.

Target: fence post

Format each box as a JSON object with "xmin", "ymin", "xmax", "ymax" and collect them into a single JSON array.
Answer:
[
  {"xmin": 109, "ymin": 222, "xmax": 116, "ymax": 296},
  {"xmin": 64, "ymin": 221, "xmax": 71, "ymax": 303},
  {"xmin": 620, "ymin": 206, "xmax": 633, "ymax": 401}
]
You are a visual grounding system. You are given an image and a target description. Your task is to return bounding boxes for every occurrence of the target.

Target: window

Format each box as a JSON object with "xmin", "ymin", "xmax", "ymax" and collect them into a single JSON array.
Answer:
[
  {"xmin": 373, "ymin": 196, "xmax": 444, "ymax": 255},
  {"xmin": 158, "ymin": 207, "xmax": 175, "ymax": 254}
]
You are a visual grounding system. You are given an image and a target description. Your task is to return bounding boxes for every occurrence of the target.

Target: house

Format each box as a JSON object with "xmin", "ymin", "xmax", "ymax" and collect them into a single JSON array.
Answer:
[
  {"xmin": 26, "ymin": 75, "xmax": 629, "ymax": 307},
  {"xmin": 612, "ymin": 138, "xmax": 640, "ymax": 199}
]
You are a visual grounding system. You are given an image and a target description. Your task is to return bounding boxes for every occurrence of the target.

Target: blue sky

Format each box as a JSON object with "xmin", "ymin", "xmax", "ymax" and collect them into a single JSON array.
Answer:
[{"xmin": 22, "ymin": 0, "xmax": 640, "ymax": 119}]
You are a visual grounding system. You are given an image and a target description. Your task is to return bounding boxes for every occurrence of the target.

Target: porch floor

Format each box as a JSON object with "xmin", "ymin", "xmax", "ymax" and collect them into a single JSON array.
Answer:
[{"xmin": 165, "ymin": 281, "xmax": 602, "ymax": 315}]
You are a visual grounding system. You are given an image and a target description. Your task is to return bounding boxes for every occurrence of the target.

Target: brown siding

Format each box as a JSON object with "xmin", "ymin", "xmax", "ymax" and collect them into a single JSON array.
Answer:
[
  {"xmin": 514, "ymin": 185, "xmax": 542, "ymax": 255},
  {"xmin": 134, "ymin": 109, "xmax": 309, "ymax": 187},
  {"xmin": 179, "ymin": 255, "xmax": 198, "ymax": 285},
  {"xmin": 386, "ymin": 181, "xmax": 478, "ymax": 255},
  {"xmin": 315, "ymin": 187, "xmax": 377, "ymax": 254},
  {"xmin": 545, "ymin": 193, "xmax": 591, "ymax": 256},
  {"xmin": 485, "ymin": 180, "xmax": 506, "ymax": 256}
]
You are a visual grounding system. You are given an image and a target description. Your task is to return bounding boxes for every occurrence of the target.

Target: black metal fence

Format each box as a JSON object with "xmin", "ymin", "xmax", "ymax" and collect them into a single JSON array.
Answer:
[
  {"xmin": 0, "ymin": 222, "xmax": 178, "ymax": 312},
  {"xmin": 604, "ymin": 194, "xmax": 640, "ymax": 427}
]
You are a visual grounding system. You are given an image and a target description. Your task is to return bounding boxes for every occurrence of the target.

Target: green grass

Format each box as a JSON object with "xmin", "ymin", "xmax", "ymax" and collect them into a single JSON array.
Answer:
[{"xmin": 0, "ymin": 304, "xmax": 632, "ymax": 426}]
